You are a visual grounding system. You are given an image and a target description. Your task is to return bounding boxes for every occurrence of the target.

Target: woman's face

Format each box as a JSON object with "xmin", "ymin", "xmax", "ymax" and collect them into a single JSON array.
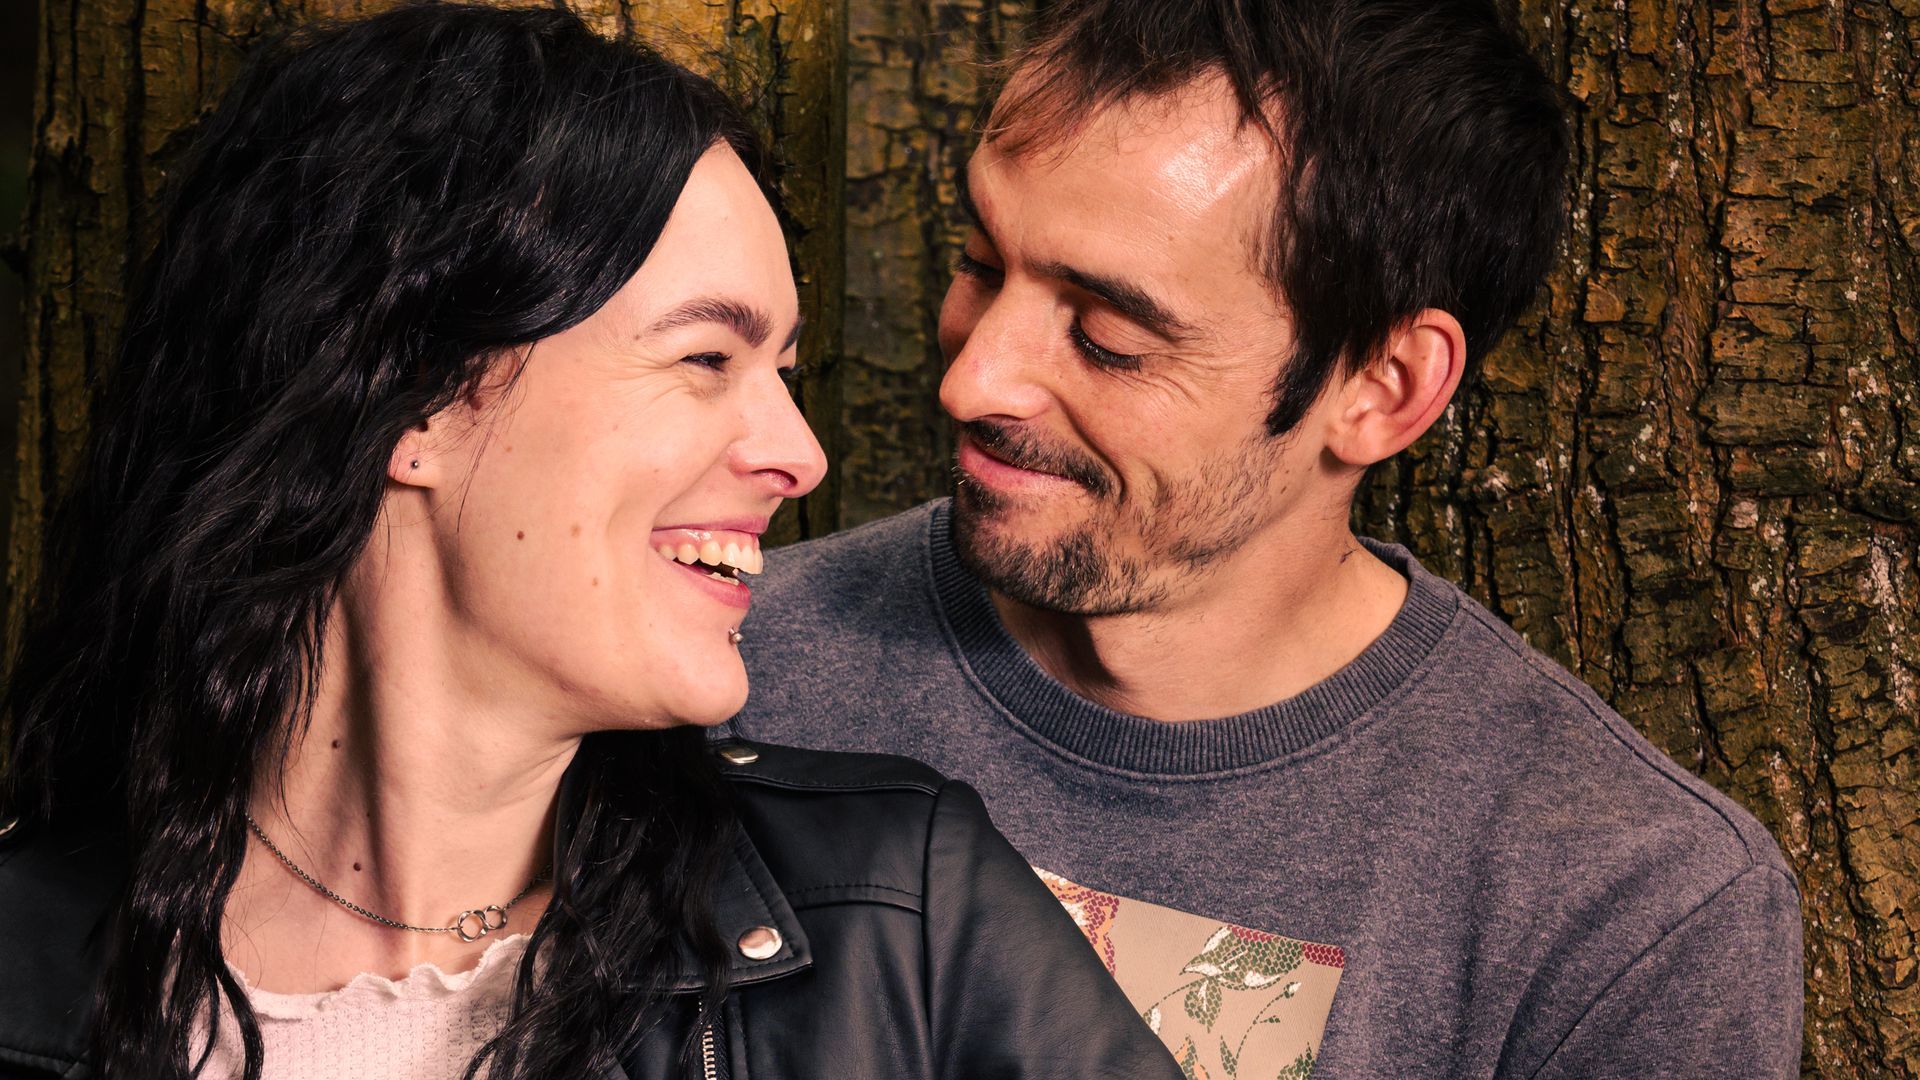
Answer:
[{"xmin": 402, "ymin": 146, "xmax": 824, "ymax": 732}]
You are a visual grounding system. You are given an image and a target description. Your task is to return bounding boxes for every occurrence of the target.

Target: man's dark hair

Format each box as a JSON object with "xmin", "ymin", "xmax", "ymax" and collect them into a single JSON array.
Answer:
[{"xmin": 994, "ymin": 0, "xmax": 1570, "ymax": 434}]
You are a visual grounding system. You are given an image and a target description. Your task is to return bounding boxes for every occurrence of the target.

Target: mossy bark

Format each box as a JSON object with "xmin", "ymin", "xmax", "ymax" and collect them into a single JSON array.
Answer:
[{"xmin": 17, "ymin": 0, "xmax": 1918, "ymax": 1075}]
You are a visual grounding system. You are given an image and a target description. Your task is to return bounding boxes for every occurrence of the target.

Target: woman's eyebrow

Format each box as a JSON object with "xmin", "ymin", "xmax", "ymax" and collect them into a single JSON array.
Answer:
[{"xmin": 648, "ymin": 296, "xmax": 774, "ymax": 347}]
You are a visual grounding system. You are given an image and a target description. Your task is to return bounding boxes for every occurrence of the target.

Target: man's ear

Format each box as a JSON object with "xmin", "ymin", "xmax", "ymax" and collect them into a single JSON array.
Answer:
[{"xmin": 1323, "ymin": 309, "xmax": 1466, "ymax": 468}]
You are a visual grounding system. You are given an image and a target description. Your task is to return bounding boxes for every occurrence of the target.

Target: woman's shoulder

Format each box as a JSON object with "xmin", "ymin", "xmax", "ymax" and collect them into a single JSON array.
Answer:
[
  {"xmin": 713, "ymin": 740, "xmax": 987, "ymax": 911},
  {"xmin": 712, "ymin": 738, "xmax": 950, "ymax": 797},
  {"xmin": 0, "ymin": 818, "xmax": 119, "ymax": 1076}
]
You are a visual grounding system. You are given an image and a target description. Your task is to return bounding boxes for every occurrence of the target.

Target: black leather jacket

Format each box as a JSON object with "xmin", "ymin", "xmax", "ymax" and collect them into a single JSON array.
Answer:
[{"xmin": 0, "ymin": 742, "xmax": 1180, "ymax": 1080}]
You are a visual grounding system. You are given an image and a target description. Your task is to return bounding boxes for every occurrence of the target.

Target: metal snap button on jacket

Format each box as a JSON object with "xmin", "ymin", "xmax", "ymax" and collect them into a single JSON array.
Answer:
[
  {"xmin": 716, "ymin": 743, "xmax": 761, "ymax": 765},
  {"xmin": 737, "ymin": 925, "xmax": 782, "ymax": 960}
]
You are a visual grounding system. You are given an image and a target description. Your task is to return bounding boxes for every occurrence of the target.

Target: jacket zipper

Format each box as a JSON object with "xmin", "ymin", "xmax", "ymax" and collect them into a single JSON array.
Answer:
[{"xmin": 701, "ymin": 1021, "xmax": 719, "ymax": 1080}]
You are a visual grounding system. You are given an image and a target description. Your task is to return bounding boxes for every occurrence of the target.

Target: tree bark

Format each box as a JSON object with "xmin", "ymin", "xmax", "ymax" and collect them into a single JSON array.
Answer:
[
  {"xmin": 1351, "ymin": 1, "xmax": 1920, "ymax": 1074},
  {"xmin": 17, "ymin": 0, "xmax": 1919, "ymax": 1076}
]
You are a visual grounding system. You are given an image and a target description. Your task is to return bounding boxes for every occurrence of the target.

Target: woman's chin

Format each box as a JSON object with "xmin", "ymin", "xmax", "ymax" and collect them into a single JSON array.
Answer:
[{"xmin": 669, "ymin": 668, "xmax": 751, "ymax": 730}]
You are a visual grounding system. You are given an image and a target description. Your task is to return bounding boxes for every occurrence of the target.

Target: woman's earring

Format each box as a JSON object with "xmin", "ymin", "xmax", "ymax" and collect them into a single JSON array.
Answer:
[
  {"xmin": 409, "ymin": 460, "xmax": 420, "ymax": 469},
  {"xmin": 728, "ymin": 628, "xmax": 743, "ymax": 645}
]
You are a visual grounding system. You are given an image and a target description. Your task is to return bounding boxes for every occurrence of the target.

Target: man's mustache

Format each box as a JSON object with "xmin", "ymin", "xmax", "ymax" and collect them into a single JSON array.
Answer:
[{"xmin": 958, "ymin": 420, "xmax": 1112, "ymax": 497}]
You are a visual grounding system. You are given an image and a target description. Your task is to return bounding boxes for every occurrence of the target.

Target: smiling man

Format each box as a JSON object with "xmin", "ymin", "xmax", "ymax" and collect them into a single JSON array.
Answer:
[{"xmin": 733, "ymin": 0, "xmax": 1804, "ymax": 1076}]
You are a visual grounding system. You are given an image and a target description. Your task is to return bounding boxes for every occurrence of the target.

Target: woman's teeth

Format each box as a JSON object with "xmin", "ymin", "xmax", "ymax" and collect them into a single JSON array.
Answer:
[{"xmin": 655, "ymin": 535, "xmax": 764, "ymax": 580}]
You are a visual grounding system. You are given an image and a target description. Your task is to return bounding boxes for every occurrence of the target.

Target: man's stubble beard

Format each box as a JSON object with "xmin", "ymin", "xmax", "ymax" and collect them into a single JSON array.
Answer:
[{"xmin": 950, "ymin": 431, "xmax": 1284, "ymax": 618}]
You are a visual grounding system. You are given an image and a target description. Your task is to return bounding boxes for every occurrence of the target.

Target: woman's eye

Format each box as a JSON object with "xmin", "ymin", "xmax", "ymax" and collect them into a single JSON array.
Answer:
[
  {"xmin": 951, "ymin": 251, "xmax": 1004, "ymax": 285},
  {"xmin": 682, "ymin": 352, "xmax": 731, "ymax": 370},
  {"xmin": 1068, "ymin": 320, "xmax": 1142, "ymax": 371}
]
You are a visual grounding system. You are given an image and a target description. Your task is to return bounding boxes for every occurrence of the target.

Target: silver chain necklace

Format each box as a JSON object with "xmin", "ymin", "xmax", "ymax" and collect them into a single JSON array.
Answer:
[{"xmin": 244, "ymin": 813, "xmax": 549, "ymax": 943}]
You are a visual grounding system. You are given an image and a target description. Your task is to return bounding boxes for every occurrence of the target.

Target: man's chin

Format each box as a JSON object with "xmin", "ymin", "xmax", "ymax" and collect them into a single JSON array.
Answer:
[
  {"xmin": 950, "ymin": 487, "xmax": 1116, "ymax": 614},
  {"xmin": 953, "ymin": 480, "xmax": 1071, "ymax": 548}
]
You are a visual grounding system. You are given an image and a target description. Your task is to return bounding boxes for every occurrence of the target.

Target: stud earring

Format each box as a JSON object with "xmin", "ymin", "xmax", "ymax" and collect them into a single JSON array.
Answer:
[
  {"xmin": 409, "ymin": 460, "xmax": 420, "ymax": 469},
  {"xmin": 728, "ymin": 628, "xmax": 743, "ymax": 645}
]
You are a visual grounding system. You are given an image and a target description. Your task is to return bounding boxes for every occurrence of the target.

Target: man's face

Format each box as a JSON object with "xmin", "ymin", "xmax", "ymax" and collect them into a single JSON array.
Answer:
[{"xmin": 939, "ymin": 77, "xmax": 1323, "ymax": 616}]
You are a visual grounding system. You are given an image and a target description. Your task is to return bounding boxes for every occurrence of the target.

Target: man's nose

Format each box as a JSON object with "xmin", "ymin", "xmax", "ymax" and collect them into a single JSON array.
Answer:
[
  {"xmin": 736, "ymin": 377, "xmax": 828, "ymax": 499},
  {"xmin": 938, "ymin": 294, "xmax": 1057, "ymax": 425}
]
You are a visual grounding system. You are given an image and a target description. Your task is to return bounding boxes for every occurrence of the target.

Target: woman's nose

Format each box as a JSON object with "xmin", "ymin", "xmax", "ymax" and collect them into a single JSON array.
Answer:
[{"xmin": 735, "ymin": 375, "xmax": 828, "ymax": 498}]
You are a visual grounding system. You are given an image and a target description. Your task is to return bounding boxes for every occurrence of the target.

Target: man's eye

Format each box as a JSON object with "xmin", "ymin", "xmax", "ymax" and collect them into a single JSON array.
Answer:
[
  {"xmin": 682, "ymin": 352, "xmax": 731, "ymax": 370},
  {"xmin": 951, "ymin": 251, "xmax": 1004, "ymax": 285},
  {"xmin": 1068, "ymin": 320, "xmax": 1141, "ymax": 370}
]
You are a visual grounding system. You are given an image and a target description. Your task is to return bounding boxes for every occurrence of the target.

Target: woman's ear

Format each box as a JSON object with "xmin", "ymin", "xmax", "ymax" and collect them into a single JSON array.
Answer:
[
  {"xmin": 1323, "ymin": 309, "xmax": 1466, "ymax": 468},
  {"xmin": 386, "ymin": 421, "xmax": 436, "ymax": 488}
]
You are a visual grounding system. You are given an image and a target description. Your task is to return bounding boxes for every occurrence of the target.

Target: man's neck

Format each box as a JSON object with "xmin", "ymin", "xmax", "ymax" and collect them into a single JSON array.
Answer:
[{"xmin": 990, "ymin": 530, "xmax": 1409, "ymax": 722}]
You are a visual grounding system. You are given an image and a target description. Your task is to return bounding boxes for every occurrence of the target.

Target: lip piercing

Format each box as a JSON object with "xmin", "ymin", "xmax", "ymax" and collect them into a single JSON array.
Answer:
[{"xmin": 728, "ymin": 628, "xmax": 743, "ymax": 645}]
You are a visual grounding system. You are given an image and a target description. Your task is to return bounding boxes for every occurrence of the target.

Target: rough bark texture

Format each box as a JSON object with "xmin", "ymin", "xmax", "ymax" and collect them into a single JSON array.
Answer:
[
  {"xmin": 15, "ymin": 0, "xmax": 1918, "ymax": 1076},
  {"xmin": 840, "ymin": 0, "xmax": 1029, "ymax": 524},
  {"xmin": 1354, "ymin": 3, "xmax": 1920, "ymax": 1075}
]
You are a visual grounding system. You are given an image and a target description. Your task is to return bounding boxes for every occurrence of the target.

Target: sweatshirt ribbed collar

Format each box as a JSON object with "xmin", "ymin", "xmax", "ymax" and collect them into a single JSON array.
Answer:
[{"xmin": 925, "ymin": 500, "xmax": 1459, "ymax": 776}]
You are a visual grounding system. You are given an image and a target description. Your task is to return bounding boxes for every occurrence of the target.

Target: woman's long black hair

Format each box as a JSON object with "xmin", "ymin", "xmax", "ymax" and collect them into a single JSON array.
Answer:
[{"xmin": 3, "ymin": 6, "xmax": 754, "ymax": 1076}]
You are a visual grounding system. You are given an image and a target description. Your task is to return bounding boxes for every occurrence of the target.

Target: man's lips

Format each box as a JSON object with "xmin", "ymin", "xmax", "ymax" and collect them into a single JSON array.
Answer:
[{"xmin": 956, "ymin": 434, "xmax": 1079, "ymax": 492}]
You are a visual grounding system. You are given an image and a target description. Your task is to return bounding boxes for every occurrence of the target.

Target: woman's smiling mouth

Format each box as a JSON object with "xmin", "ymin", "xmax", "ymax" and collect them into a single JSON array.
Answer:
[{"xmin": 651, "ymin": 527, "xmax": 765, "ymax": 610}]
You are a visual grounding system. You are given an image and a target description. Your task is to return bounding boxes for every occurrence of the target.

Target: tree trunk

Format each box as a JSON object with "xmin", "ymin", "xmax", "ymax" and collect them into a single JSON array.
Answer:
[
  {"xmin": 1351, "ymin": 1, "xmax": 1920, "ymax": 1074},
  {"xmin": 17, "ymin": 0, "xmax": 1918, "ymax": 1075}
]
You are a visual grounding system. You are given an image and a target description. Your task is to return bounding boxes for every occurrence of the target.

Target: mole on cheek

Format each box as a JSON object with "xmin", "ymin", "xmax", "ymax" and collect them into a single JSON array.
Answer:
[
  {"xmin": 330, "ymin": 739, "xmax": 340, "ymax": 749},
  {"xmin": 592, "ymin": 577, "xmax": 600, "ymax": 587},
  {"xmin": 353, "ymin": 862, "xmax": 362, "ymax": 872},
  {"xmin": 516, "ymin": 531, "xmax": 525, "ymax": 540},
  {"xmin": 571, "ymin": 523, "xmax": 582, "ymax": 537}
]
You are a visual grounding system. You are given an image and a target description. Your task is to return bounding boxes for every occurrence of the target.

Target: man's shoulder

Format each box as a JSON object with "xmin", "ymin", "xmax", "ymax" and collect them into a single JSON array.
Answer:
[
  {"xmin": 744, "ymin": 501, "xmax": 945, "ymax": 646},
  {"xmin": 1412, "ymin": 574, "xmax": 1793, "ymax": 891},
  {"xmin": 759, "ymin": 501, "xmax": 939, "ymax": 589}
]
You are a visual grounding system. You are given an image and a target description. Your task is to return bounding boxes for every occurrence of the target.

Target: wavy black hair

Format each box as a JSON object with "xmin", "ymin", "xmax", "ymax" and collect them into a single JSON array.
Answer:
[{"xmin": 3, "ymin": 5, "xmax": 756, "ymax": 1077}]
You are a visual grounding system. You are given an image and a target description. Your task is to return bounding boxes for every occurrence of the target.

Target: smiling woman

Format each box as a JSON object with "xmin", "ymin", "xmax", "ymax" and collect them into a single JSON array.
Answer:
[{"xmin": 0, "ymin": 7, "xmax": 1181, "ymax": 1080}]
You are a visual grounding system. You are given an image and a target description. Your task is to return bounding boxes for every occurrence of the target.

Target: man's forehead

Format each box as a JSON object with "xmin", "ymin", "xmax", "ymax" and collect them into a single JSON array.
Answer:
[
  {"xmin": 983, "ymin": 70, "xmax": 1275, "ymax": 219},
  {"xmin": 964, "ymin": 81, "xmax": 1283, "ymax": 335}
]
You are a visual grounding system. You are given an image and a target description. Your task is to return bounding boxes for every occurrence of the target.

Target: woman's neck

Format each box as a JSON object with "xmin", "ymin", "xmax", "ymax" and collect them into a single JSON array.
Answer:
[{"xmin": 224, "ymin": 590, "xmax": 579, "ymax": 993}]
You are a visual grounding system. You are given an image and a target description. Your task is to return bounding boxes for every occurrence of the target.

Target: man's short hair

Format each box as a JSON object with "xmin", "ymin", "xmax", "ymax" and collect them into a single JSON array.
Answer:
[{"xmin": 991, "ymin": 0, "xmax": 1571, "ymax": 435}]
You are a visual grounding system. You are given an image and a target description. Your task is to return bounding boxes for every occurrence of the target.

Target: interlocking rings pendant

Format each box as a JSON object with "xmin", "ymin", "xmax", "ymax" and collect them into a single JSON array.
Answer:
[{"xmin": 454, "ymin": 904, "xmax": 510, "ymax": 943}]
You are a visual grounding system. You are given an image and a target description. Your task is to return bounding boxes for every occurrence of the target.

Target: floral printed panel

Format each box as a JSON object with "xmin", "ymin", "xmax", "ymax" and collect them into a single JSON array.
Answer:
[{"xmin": 1036, "ymin": 867, "xmax": 1345, "ymax": 1080}]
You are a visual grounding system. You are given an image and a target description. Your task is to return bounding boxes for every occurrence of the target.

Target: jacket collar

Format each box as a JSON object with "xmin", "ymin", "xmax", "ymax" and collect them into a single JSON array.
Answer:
[
  {"xmin": 546, "ymin": 753, "xmax": 812, "ymax": 995},
  {"xmin": 663, "ymin": 825, "xmax": 812, "ymax": 992}
]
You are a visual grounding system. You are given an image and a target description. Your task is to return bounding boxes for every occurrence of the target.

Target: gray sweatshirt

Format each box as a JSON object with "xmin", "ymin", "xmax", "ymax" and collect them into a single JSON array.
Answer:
[{"xmin": 731, "ymin": 500, "xmax": 1803, "ymax": 1079}]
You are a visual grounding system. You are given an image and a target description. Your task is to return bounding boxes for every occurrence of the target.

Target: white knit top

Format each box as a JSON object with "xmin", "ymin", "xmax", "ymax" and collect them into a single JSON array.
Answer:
[{"xmin": 201, "ymin": 934, "xmax": 527, "ymax": 1080}]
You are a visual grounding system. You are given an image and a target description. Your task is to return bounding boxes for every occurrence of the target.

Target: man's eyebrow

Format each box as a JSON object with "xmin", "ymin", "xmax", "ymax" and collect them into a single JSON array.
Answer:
[
  {"xmin": 1035, "ymin": 260, "xmax": 1197, "ymax": 342},
  {"xmin": 958, "ymin": 161, "xmax": 1193, "ymax": 342},
  {"xmin": 648, "ymin": 296, "xmax": 775, "ymax": 348}
]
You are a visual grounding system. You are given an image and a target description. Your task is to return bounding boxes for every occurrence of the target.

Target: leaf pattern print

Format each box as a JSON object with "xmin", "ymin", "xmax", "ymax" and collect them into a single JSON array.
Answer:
[{"xmin": 1030, "ymin": 867, "xmax": 1343, "ymax": 1080}]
